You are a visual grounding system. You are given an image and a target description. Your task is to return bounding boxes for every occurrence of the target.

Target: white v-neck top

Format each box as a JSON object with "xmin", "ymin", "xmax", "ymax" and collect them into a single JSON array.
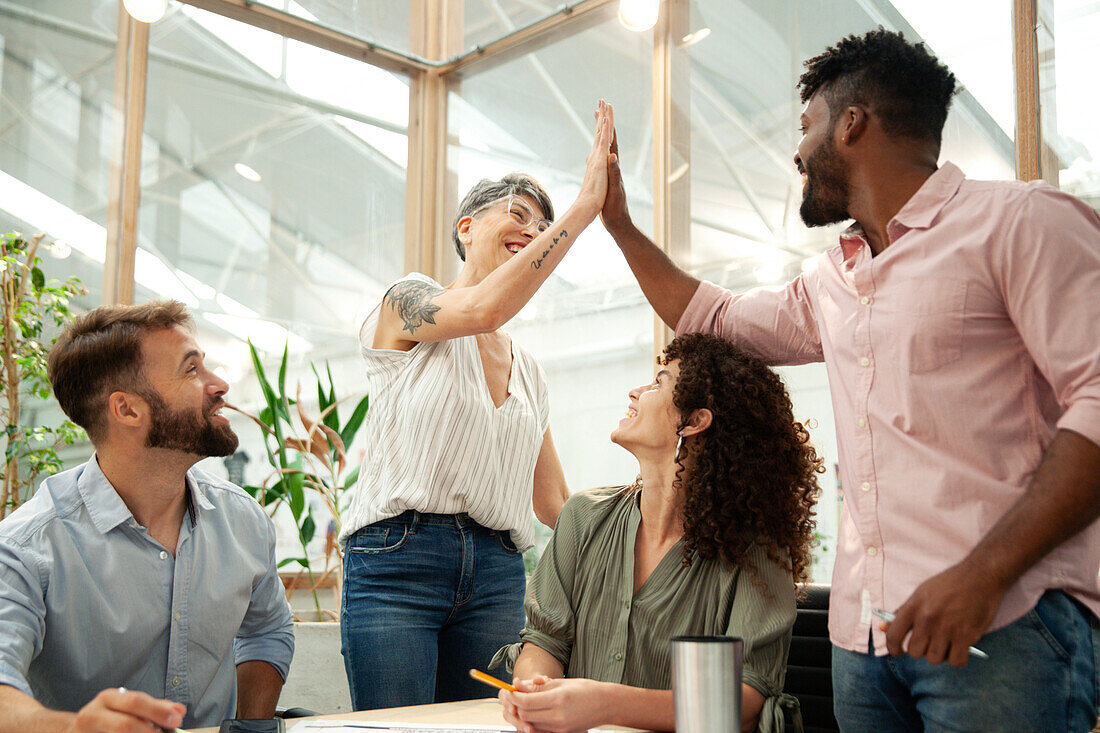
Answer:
[{"xmin": 340, "ymin": 273, "xmax": 550, "ymax": 551}]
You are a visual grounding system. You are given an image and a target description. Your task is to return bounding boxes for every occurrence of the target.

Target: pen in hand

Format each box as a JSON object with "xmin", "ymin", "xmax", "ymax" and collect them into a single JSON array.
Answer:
[{"xmin": 871, "ymin": 608, "xmax": 989, "ymax": 659}]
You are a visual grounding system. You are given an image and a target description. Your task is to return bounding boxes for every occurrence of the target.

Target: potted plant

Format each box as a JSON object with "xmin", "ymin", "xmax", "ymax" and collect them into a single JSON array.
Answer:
[
  {"xmin": 233, "ymin": 341, "xmax": 368, "ymax": 620},
  {"xmin": 1, "ymin": 233, "xmax": 86, "ymax": 519},
  {"xmin": 233, "ymin": 342, "xmax": 368, "ymax": 712}
]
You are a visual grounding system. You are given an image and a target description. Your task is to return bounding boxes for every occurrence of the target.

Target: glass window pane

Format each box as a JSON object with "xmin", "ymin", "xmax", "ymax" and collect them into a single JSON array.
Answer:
[
  {"xmin": 142, "ymin": 6, "xmax": 407, "ymax": 359},
  {"xmin": 0, "ymin": 0, "xmax": 120, "ymax": 306},
  {"xmin": 448, "ymin": 19, "xmax": 654, "ymax": 502},
  {"xmin": 1040, "ymin": 0, "xmax": 1099, "ymax": 209}
]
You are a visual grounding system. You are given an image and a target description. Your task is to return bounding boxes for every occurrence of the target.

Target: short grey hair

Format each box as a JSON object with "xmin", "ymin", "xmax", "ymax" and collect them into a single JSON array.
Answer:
[{"xmin": 451, "ymin": 172, "xmax": 554, "ymax": 261}]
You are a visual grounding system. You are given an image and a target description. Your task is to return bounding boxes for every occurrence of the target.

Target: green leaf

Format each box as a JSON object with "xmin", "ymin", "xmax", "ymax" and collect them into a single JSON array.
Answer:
[
  {"xmin": 30, "ymin": 267, "xmax": 44, "ymax": 290},
  {"xmin": 339, "ymin": 394, "xmax": 370, "ymax": 448},
  {"xmin": 248, "ymin": 341, "xmax": 286, "ymax": 463},
  {"xmin": 324, "ymin": 362, "xmax": 339, "ymax": 430},
  {"xmin": 300, "ymin": 513, "xmax": 316, "ymax": 545},
  {"xmin": 277, "ymin": 556, "xmax": 309, "ymax": 569},
  {"xmin": 286, "ymin": 471, "xmax": 305, "ymax": 519},
  {"xmin": 342, "ymin": 464, "xmax": 361, "ymax": 491}
]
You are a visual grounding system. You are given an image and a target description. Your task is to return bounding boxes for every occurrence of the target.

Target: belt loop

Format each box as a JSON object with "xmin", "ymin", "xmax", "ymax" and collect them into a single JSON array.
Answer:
[{"xmin": 409, "ymin": 510, "xmax": 420, "ymax": 533}]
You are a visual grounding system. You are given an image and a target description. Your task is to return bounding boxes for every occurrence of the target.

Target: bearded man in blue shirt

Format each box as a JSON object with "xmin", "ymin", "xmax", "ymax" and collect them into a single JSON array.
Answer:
[{"xmin": 0, "ymin": 300, "xmax": 294, "ymax": 730}]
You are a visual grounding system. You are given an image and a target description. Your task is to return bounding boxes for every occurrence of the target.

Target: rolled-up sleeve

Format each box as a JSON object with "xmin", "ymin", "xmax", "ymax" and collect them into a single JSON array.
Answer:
[
  {"xmin": 726, "ymin": 545, "xmax": 797, "ymax": 733},
  {"xmin": 0, "ymin": 538, "xmax": 47, "ymax": 696},
  {"xmin": 232, "ymin": 516, "xmax": 294, "ymax": 680},
  {"xmin": 675, "ymin": 277, "xmax": 823, "ymax": 366},
  {"xmin": 998, "ymin": 187, "xmax": 1100, "ymax": 449}
]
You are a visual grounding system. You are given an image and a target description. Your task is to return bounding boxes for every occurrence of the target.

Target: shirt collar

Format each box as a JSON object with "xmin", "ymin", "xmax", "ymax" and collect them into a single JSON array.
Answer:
[
  {"xmin": 78, "ymin": 454, "xmax": 214, "ymax": 535},
  {"xmin": 891, "ymin": 161, "xmax": 965, "ymax": 231},
  {"xmin": 835, "ymin": 161, "xmax": 966, "ymax": 261}
]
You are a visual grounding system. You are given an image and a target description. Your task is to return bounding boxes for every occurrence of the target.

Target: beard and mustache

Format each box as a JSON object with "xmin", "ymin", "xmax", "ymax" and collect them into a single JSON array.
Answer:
[
  {"xmin": 799, "ymin": 134, "xmax": 852, "ymax": 228},
  {"xmin": 141, "ymin": 388, "xmax": 239, "ymax": 457}
]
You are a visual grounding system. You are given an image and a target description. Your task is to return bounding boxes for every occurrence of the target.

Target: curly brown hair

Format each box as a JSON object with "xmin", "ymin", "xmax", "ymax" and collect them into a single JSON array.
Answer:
[{"xmin": 661, "ymin": 333, "xmax": 823, "ymax": 587}]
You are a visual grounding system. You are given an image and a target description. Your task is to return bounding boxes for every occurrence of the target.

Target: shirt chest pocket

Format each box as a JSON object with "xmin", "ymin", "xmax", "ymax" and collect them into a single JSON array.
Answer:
[{"xmin": 878, "ymin": 278, "xmax": 968, "ymax": 374}]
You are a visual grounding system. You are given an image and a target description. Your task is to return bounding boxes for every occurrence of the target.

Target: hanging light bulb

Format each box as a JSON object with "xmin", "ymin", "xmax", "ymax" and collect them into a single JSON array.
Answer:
[
  {"xmin": 618, "ymin": 0, "xmax": 660, "ymax": 32},
  {"xmin": 123, "ymin": 0, "xmax": 168, "ymax": 24}
]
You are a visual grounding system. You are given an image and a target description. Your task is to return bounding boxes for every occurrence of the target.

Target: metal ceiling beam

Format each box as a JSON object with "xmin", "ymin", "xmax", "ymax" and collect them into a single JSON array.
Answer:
[
  {"xmin": 174, "ymin": 0, "xmax": 432, "ymax": 77},
  {"xmin": 443, "ymin": 0, "xmax": 617, "ymax": 77}
]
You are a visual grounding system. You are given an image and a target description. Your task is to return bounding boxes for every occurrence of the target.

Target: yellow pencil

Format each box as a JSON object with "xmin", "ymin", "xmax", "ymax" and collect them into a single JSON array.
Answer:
[{"xmin": 468, "ymin": 668, "xmax": 516, "ymax": 693}]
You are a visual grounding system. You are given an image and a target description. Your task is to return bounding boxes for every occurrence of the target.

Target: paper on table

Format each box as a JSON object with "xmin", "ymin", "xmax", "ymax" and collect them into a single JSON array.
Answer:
[{"xmin": 289, "ymin": 721, "xmax": 616, "ymax": 733}]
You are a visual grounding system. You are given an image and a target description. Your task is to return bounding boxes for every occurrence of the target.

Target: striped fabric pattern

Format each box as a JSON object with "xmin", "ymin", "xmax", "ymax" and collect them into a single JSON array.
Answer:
[{"xmin": 339, "ymin": 273, "xmax": 550, "ymax": 551}]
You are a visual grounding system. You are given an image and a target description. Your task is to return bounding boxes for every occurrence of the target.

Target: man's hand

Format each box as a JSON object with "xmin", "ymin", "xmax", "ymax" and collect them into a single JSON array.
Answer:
[
  {"xmin": 599, "ymin": 116, "xmax": 633, "ymax": 237},
  {"xmin": 500, "ymin": 675, "xmax": 608, "ymax": 733},
  {"xmin": 884, "ymin": 560, "xmax": 1006, "ymax": 667},
  {"xmin": 70, "ymin": 688, "xmax": 186, "ymax": 733}
]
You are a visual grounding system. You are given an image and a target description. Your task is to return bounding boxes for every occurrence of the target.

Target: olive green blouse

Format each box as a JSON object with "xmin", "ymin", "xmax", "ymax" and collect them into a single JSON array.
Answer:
[{"xmin": 492, "ymin": 485, "xmax": 798, "ymax": 733}]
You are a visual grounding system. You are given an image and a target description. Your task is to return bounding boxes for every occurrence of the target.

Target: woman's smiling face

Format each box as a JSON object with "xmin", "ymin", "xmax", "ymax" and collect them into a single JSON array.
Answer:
[
  {"xmin": 610, "ymin": 359, "xmax": 683, "ymax": 455},
  {"xmin": 464, "ymin": 193, "xmax": 550, "ymax": 271}
]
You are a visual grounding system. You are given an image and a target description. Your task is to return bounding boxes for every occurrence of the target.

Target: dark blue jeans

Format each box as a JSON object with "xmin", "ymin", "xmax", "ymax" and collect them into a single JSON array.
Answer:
[
  {"xmin": 832, "ymin": 590, "xmax": 1100, "ymax": 732},
  {"xmin": 340, "ymin": 511, "xmax": 526, "ymax": 710}
]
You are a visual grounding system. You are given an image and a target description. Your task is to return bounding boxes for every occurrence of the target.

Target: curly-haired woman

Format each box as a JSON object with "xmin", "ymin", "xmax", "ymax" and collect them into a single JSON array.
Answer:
[{"xmin": 493, "ymin": 332, "xmax": 822, "ymax": 733}]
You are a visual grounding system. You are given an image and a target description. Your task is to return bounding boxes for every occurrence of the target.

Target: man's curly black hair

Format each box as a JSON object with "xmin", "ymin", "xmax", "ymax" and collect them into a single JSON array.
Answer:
[
  {"xmin": 798, "ymin": 28, "xmax": 957, "ymax": 148},
  {"xmin": 661, "ymin": 333, "xmax": 823, "ymax": 589}
]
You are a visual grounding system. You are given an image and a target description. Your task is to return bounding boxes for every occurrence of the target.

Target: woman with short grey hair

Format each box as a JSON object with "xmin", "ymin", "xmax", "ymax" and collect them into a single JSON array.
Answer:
[{"xmin": 340, "ymin": 101, "xmax": 616, "ymax": 710}]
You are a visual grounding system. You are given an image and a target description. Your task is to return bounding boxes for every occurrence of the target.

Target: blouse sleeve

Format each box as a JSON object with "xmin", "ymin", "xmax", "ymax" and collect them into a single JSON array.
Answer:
[
  {"xmin": 726, "ymin": 544, "xmax": 797, "ymax": 733},
  {"xmin": 491, "ymin": 493, "xmax": 585, "ymax": 673}
]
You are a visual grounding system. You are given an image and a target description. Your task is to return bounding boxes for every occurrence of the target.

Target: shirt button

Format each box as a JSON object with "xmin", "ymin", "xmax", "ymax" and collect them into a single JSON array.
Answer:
[
  {"xmin": 860, "ymin": 356, "xmax": 871, "ymax": 367},
  {"xmin": 172, "ymin": 677, "xmax": 180, "ymax": 687},
  {"xmin": 614, "ymin": 653, "xmax": 622, "ymax": 661},
  {"xmin": 867, "ymin": 546, "xmax": 878, "ymax": 557},
  {"xmin": 173, "ymin": 611, "xmax": 181, "ymax": 621},
  {"xmin": 860, "ymin": 296, "xmax": 871, "ymax": 305},
  {"xmin": 860, "ymin": 481, "xmax": 871, "ymax": 492},
  {"xmin": 857, "ymin": 417, "xmax": 866, "ymax": 427},
  {"xmin": 159, "ymin": 551, "xmax": 168, "ymax": 560}
]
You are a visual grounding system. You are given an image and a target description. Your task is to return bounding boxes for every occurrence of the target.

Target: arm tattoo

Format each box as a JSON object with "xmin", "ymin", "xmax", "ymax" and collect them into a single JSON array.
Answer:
[
  {"xmin": 385, "ymin": 280, "xmax": 444, "ymax": 335},
  {"xmin": 531, "ymin": 229, "xmax": 568, "ymax": 271}
]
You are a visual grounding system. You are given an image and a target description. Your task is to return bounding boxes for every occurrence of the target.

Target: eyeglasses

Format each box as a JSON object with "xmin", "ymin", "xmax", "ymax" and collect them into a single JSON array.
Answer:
[{"xmin": 470, "ymin": 194, "xmax": 552, "ymax": 234}]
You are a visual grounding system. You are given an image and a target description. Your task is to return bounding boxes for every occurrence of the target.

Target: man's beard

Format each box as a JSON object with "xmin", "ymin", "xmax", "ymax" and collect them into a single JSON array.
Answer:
[
  {"xmin": 143, "ymin": 389, "xmax": 239, "ymax": 457},
  {"xmin": 799, "ymin": 135, "xmax": 851, "ymax": 227}
]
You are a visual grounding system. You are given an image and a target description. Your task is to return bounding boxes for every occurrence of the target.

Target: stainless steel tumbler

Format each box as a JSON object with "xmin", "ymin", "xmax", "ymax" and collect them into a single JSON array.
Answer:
[{"xmin": 670, "ymin": 635, "xmax": 743, "ymax": 733}]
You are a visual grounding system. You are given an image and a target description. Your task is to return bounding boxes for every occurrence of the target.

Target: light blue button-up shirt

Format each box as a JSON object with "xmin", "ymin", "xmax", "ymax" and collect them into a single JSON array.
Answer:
[{"xmin": 0, "ymin": 456, "xmax": 294, "ymax": 727}]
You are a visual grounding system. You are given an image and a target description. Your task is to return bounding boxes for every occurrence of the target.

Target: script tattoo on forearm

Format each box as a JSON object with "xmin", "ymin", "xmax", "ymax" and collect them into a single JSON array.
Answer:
[
  {"xmin": 386, "ymin": 280, "xmax": 444, "ymax": 334},
  {"xmin": 531, "ymin": 229, "xmax": 567, "ymax": 270}
]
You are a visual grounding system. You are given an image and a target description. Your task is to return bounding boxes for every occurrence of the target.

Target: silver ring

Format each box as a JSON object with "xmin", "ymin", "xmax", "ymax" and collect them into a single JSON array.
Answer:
[{"xmin": 117, "ymin": 686, "xmax": 127, "ymax": 694}]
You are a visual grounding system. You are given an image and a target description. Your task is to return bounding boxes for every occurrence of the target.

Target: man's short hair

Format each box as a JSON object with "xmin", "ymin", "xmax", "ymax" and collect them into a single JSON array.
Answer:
[
  {"xmin": 451, "ymin": 172, "xmax": 554, "ymax": 261},
  {"xmin": 47, "ymin": 300, "xmax": 194, "ymax": 443},
  {"xmin": 798, "ymin": 28, "xmax": 958, "ymax": 148}
]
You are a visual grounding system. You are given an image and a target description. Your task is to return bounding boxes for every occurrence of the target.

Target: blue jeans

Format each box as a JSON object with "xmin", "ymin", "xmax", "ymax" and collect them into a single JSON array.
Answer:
[
  {"xmin": 832, "ymin": 590, "xmax": 1100, "ymax": 732},
  {"xmin": 340, "ymin": 511, "xmax": 527, "ymax": 710}
]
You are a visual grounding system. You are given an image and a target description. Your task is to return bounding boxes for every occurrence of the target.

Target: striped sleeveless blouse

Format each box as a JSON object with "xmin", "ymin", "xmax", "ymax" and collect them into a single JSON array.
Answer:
[{"xmin": 339, "ymin": 273, "xmax": 550, "ymax": 551}]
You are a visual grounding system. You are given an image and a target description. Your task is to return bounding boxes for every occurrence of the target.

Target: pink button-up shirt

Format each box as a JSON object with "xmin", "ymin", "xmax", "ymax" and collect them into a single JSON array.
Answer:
[{"xmin": 677, "ymin": 162, "xmax": 1100, "ymax": 654}]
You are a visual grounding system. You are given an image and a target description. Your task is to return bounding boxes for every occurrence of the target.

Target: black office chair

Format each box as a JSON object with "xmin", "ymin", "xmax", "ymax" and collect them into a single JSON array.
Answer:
[{"xmin": 784, "ymin": 583, "xmax": 838, "ymax": 733}]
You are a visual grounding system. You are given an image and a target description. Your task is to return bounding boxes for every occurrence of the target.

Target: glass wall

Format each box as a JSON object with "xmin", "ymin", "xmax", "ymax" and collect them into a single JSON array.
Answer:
[
  {"xmin": 139, "ymin": 5, "xmax": 407, "ymax": 371},
  {"xmin": 448, "ymin": 17, "xmax": 655, "ymax": 515},
  {"xmin": 0, "ymin": 0, "xmax": 117, "ymax": 306},
  {"xmin": 1039, "ymin": 0, "xmax": 1099, "ymax": 209}
]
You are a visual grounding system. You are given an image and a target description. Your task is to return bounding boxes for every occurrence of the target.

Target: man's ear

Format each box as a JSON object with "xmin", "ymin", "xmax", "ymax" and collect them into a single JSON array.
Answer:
[
  {"xmin": 456, "ymin": 215, "xmax": 474, "ymax": 244},
  {"xmin": 680, "ymin": 407, "xmax": 713, "ymax": 437},
  {"xmin": 839, "ymin": 105, "xmax": 869, "ymax": 146},
  {"xmin": 106, "ymin": 391, "xmax": 147, "ymax": 430}
]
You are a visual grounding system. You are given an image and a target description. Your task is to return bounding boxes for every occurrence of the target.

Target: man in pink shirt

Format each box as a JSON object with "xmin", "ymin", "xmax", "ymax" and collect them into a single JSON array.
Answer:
[{"xmin": 601, "ymin": 29, "xmax": 1100, "ymax": 732}]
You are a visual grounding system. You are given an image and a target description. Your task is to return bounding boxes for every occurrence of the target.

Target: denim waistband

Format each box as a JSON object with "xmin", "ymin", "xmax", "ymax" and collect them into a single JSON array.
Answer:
[{"xmin": 379, "ymin": 509, "xmax": 494, "ymax": 532}]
